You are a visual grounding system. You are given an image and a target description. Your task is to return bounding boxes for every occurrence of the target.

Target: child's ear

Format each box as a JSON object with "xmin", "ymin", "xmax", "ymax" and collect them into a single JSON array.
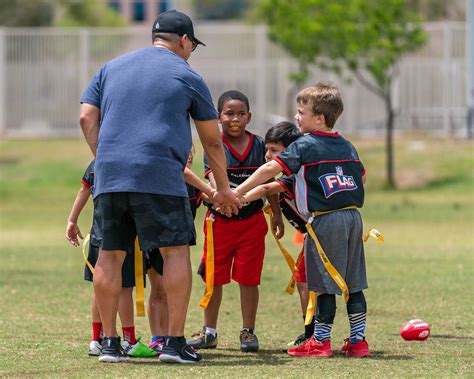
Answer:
[
  {"xmin": 316, "ymin": 113, "xmax": 325, "ymax": 125},
  {"xmin": 247, "ymin": 111, "xmax": 252, "ymax": 123}
]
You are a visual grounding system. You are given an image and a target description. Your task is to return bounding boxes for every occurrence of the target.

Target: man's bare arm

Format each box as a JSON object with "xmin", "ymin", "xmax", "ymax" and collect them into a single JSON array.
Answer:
[{"xmin": 80, "ymin": 103, "xmax": 100, "ymax": 157}]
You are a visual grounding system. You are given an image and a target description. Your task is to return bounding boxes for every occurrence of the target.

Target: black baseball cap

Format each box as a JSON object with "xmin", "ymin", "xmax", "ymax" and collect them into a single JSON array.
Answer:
[{"xmin": 152, "ymin": 10, "xmax": 205, "ymax": 47}]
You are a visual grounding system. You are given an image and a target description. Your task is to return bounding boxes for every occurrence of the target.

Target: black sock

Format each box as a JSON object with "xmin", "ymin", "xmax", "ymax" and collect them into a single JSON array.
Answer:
[
  {"xmin": 304, "ymin": 315, "xmax": 316, "ymax": 339},
  {"xmin": 176, "ymin": 336, "xmax": 186, "ymax": 344}
]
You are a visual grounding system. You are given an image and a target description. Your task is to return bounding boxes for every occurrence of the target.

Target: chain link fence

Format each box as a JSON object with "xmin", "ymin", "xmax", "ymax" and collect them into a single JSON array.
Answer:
[{"xmin": 0, "ymin": 22, "xmax": 468, "ymax": 138}]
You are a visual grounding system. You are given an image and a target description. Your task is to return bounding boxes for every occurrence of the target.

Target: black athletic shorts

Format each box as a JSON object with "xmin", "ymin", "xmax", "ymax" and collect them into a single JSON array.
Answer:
[
  {"xmin": 93, "ymin": 192, "xmax": 195, "ymax": 252},
  {"xmin": 83, "ymin": 242, "xmax": 145, "ymax": 288},
  {"xmin": 146, "ymin": 248, "xmax": 164, "ymax": 275},
  {"xmin": 145, "ymin": 230, "xmax": 196, "ymax": 276}
]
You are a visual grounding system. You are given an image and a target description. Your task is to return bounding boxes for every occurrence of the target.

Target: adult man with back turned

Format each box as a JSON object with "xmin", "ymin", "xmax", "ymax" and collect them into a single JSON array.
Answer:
[{"xmin": 79, "ymin": 10, "xmax": 240, "ymax": 364}]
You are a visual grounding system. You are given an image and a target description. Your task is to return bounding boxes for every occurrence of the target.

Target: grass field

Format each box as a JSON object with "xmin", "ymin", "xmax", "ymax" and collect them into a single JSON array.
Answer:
[{"xmin": 0, "ymin": 136, "xmax": 473, "ymax": 378}]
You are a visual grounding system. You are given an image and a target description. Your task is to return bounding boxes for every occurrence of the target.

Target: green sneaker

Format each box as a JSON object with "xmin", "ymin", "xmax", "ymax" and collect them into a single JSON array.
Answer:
[{"xmin": 121, "ymin": 337, "xmax": 157, "ymax": 357}]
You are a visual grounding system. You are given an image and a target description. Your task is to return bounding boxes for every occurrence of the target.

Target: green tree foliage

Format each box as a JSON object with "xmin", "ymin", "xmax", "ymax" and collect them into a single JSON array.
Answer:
[
  {"xmin": 0, "ymin": 0, "xmax": 55, "ymax": 26},
  {"xmin": 257, "ymin": 0, "xmax": 427, "ymax": 188},
  {"xmin": 56, "ymin": 0, "xmax": 127, "ymax": 27}
]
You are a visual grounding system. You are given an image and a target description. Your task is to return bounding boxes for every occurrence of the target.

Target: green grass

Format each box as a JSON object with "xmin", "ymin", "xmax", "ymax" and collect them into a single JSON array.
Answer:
[{"xmin": 0, "ymin": 136, "xmax": 473, "ymax": 378}]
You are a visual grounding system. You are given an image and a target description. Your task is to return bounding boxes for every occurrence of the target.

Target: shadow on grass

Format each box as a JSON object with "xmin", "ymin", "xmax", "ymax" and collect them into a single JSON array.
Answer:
[
  {"xmin": 365, "ymin": 351, "xmax": 413, "ymax": 361},
  {"xmin": 429, "ymin": 334, "xmax": 474, "ymax": 341},
  {"xmin": 125, "ymin": 349, "xmax": 413, "ymax": 366}
]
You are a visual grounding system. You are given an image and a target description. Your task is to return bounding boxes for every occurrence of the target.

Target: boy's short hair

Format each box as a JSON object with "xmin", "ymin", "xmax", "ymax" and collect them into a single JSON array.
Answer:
[
  {"xmin": 217, "ymin": 90, "xmax": 250, "ymax": 113},
  {"xmin": 296, "ymin": 83, "xmax": 343, "ymax": 129},
  {"xmin": 265, "ymin": 121, "xmax": 302, "ymax": 148}
]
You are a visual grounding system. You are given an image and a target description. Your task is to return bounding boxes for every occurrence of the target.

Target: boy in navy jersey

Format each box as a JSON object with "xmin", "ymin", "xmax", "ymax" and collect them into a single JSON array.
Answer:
[
  {"xmin": 188, "ymin": 90, "xmax": 283, "ymax": 352},
  {"xmin": 236, "ymin": 83, "xmax": 370, "ymax": 358},
  {"xmin": 240, "ymin": 122, "xmax": 315, "ymax": 347},
  {"xmin": 66, "ymin": 161, "xmax": 155, "ymax": 359}
]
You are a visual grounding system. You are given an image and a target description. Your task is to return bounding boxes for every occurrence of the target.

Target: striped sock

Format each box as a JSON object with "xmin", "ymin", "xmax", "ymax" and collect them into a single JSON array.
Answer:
[
  {"xmin": 313, "ymin": 320, "xmax": 333, "ymax": 343},
  {"xmin": 348, "ymin": 312, "xmax": 366, "ymax": 343}
]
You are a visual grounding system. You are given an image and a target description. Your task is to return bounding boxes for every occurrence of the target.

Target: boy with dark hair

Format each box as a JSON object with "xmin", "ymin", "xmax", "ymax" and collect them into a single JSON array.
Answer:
[
  {"xmin": 188, "ymin": 90, "xmax": 283, "ymax": 353},
  {"xmin": 66, "ymin": 161, "xmax": 155, "ymax": 360},
  {"xmin": 240, "ymin": 121, "xmax": 314, "ymax": 347},
  {"xmin": 236, "ymin": 83, "xmax": 370, "ymax": 358}
]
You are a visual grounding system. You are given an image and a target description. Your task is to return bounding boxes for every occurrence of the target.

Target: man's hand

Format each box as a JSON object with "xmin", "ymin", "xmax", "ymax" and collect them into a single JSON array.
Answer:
[
  {"xmin": 212, "ymin": 188, "xmax": 241, "ymax": 217},
  {"xmin": 66, "ymin": 221, "xmax": 83, "ymax": 247},
  {"xmin": 271, "ymin": 211, "xmax": 285, "ymax": 239}
]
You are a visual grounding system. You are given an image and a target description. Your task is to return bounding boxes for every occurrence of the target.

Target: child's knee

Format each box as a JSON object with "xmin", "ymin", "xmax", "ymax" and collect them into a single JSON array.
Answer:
[
  {"xmin": 316, "ymin": 293, "xmax": 336, "ymax": 323},
  {"xmin": 347, "ymin": 291, "xmax": 366, "ymax": 313}
]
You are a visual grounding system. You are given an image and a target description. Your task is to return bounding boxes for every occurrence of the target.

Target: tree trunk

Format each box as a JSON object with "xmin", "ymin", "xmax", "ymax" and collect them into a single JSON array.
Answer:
[{"xmin": 385, "ymin": 95, "xmax": 396, "ymax": 189}]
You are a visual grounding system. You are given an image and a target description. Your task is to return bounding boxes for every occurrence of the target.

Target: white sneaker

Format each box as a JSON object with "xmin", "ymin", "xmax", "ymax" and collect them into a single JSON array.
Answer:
[{"xmin": 88, "ymin": 340, "xmax": 102, "ymax": 356}]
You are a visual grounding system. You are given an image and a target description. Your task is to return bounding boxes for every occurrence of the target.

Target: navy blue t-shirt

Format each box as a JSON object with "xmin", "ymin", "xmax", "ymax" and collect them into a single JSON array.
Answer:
[
  {"xmin": 276, "ymin": 175, "xmax": 309, "ymax": 233},
  {"xmin": 275, "ymin": 131, "xmax": 365, "ymax": 214},
  {"xmin": 204, "ymin": 131, "xmax": 266, "ymax": 219},
  {"xmin": 80, "ymin": 47, "xmax": 218, "ymax": 199}
]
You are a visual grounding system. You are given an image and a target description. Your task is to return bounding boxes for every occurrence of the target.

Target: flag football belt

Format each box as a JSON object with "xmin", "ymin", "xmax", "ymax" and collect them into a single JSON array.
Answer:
[
  {"xmin": 306, "ymin": 206, "xmax": 358, "ymax": 304},
  {"xmin": 81, "ymin": 234, "xmax": 145, "ymax": 317},
  {"xmin": 200, "ymin": 213, "xmax": 215, "ymax": 308},
  {"xmin": 263, "ymin": 205, "xmax": 298, "ymax": 294},
  {"xmin": 134, "ymin": 239, "xmax": 145, "ymax": 317}
]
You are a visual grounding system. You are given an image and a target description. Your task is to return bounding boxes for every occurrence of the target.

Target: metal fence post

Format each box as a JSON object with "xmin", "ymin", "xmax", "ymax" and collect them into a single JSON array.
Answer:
[
  {"xmin": 442, "ymin": 22, "xmax": 452, "ymax": 136},
  {"xmin": 255, "ymin": 25, "xmax": 266, "ymax": 133},
  {"xmin": 0, "ymin": 29, "xmax": 5, "ymax": 136},
  {"xmin": 467, "ymin": 0, "xmax": 474, "ymax": 138},
  {"xmin": 79, "ymin": 28, "xmax": 90, "ymax": 96}
]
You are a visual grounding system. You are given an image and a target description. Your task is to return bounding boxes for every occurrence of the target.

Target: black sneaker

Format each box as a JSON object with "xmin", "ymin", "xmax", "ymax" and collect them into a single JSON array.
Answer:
[
  {"xmin": 159, "ymin": 337, "xmax": 202, "ymax": 364},
  {"xmin": 98, "ymin": 336, "xmax": 129, "ymax": 363},
  {"xmin": 240, "ymin": 329, "xmax": 259, "ymax": 352}
]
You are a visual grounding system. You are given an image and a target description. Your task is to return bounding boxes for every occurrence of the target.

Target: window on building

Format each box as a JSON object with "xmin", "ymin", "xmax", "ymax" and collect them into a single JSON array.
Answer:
[
  {"xmin": 132, "ymin": 1, "xmax": 146, "ymax": 22},
  {"xmin": 159, "ymin": 0, "xmax": 172, "ymax": 13},
  {"xmin": 107, "ymin": 0, "xmax": 121, "ymax": 13}
]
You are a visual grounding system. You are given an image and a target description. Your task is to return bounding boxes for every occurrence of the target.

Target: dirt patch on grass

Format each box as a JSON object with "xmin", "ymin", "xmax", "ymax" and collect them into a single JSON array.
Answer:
[{"xmin": 397, "ymin": 169, "xmax": 435, "ymax": 188}]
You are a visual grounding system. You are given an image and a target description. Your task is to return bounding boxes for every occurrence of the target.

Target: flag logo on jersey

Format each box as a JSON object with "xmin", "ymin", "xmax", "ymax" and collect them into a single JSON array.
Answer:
[{"xmin": 319, "ymin": 168, "xmax": 358, "ymax": 198}]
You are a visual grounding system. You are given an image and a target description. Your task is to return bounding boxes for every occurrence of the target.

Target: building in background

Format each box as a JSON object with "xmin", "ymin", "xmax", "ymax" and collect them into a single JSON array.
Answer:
[{"xmin": 106, "ymin": 0, "xmax": 193, "ymax": 25}]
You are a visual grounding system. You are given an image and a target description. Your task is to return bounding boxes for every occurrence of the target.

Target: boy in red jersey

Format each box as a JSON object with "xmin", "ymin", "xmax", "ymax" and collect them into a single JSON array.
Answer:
[{"xmin": 188, "ymin": 90, "xmax": 283, "ymax": 352}]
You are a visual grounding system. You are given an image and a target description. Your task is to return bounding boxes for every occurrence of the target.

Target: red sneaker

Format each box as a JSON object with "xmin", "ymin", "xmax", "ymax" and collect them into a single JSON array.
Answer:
[
  {"xmin": 341, "ymin": 338, "xmax": 371, "ymax": 357},
  {"xmin": 287, "ymin": 338, "xmax": 333, "ymax": 357}
]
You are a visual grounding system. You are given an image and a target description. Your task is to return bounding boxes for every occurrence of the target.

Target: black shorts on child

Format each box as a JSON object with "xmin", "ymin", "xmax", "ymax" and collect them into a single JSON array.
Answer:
[{"xmin": 84, "ymin": 241, "xmax": 145, "ymax": 288}]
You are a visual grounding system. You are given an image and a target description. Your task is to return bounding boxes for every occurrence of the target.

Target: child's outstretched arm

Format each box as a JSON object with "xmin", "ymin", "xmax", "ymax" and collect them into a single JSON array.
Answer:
[
  {"xmin": 184, "ymin": 167, "xmax": 214, "ymax": 201},
  {"xmin": 66, "ymin": 186, "xmax": 91, "ymax": 247},
  {"xmin": 241, "ymin": 181, "xmax": 285, "ymax": 203},
  {"xmin": 235, "ymin": 160, "xmax": 283, "ymax": 198}
]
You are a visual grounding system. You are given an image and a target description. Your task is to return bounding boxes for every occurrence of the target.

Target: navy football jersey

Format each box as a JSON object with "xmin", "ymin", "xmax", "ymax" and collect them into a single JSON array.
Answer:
[
  {"xmin": 204, "ymin": 131, "xmax": 266, "ymax": 219},
  {"xmin": 275, "ymin": 131, "xmax": 365, "ymax": 214},
  {"xmin": 81, "ymin": 160, "xmax": 101, "ymax": 245},
  {"xmin": 187, "ymin": 183, "xmax": 201, "ymax": 220},
  {"xmin": 276, "ymin": 175, "xmax": 309, "ymax": 233}
]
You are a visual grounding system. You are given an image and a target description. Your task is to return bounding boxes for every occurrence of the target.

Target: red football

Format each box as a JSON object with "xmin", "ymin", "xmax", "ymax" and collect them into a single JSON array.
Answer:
[{"xmin": 400, "ymin": 319, "xmax": 430, "ymax": 341}]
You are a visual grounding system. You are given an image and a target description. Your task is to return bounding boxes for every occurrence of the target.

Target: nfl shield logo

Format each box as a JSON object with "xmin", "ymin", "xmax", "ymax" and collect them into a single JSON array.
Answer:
[{"xmin": 336, "ymin": 166, "xmax": 343, "ymax": 175}]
